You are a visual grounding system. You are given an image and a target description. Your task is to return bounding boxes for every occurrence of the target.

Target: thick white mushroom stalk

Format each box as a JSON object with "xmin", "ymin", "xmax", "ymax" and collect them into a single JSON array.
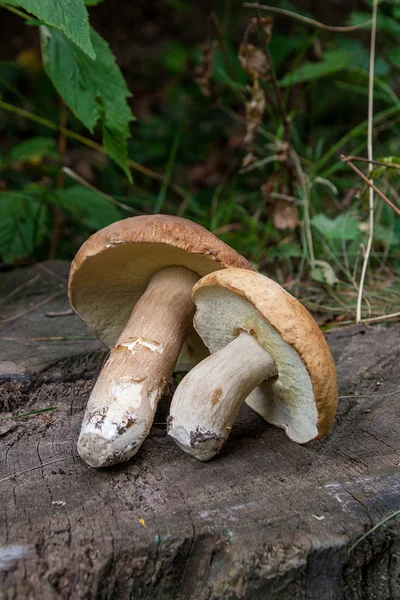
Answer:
[
  {"xmin": 168, "ymin": 331, "xmax": 277, "ymax": 461},
  {"xmin": 77, "ymin": 266, "xmax": 198, "ymax": 467}
]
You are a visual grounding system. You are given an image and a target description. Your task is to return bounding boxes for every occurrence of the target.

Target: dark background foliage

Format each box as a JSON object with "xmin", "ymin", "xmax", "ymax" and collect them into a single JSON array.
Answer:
[{"xmin": 0, "ymin": 0, "xmax": 399, "ymax": 324}]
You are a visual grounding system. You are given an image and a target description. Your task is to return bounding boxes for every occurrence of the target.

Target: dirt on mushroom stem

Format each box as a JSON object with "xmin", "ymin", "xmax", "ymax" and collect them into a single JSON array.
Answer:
[
  {"xmin": 77, "ymin": 265, "xmax": 199, "ymax": 467},
  {"xmin": 168, "ymin": 331, "xmax": 278, "ymax": 461}
]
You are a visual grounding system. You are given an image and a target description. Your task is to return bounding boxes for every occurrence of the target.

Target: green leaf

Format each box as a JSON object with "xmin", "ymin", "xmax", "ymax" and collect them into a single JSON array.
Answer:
[
  {"xmin": 161, "ymin": 41, "xmax": 187, "ymax": 73},
  {"xmin": 369, "ymin": 158, "xmax": 400, "ymax": 181},
  {"xmin": 280, "ymin": 51, "xmax": 351, "ymax": 87},
  {"xmin": 311, "ymin": 260, "xmax": 339, "ymax": 286},
  {"xmin": 348, "ymin": 11, "xmax": 400, "ymax": 37},
  {"xmin": 268, "ymin": 243, "xmax": 302, "ymax": 260},
  {"xmin": 0, "ymin": 191, "xmax": 48, "ymax": 263},
  {"xmin": 9, "ymin": 136, "xmax": 57, "ymax": 161},
  {"xmin": 84, "ymin": 0, "xmax": 104, "ymax": 4},
  {"xmin": 40, "ymin": 26, "xmax": 134, "ymax": 181},
  {"xmin": 375, "ymin": 224, "xmax": 400, "ymax": 247},
  {"xmin": 6, "ymin": 0, "xmax": 95, "ymax": 58},
  {"xmin": 311, "ymin": 213, "xmax": 360, "ymax": 241},
  {"xmin": 376, "ymin": 155, "xmax": 400, "ymax": 166},
  {"xmin": 337, "ymin": 39, "xmax": 390, "ymax": 77},
  {"xmin": 52, "ymin": 186, "xmax": 122, "ymax": 229}
]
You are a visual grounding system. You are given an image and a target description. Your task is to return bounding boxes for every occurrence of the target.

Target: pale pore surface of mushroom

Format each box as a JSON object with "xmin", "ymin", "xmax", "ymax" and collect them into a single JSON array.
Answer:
[
  {"xmin": 78, "ymin": 266, "xmax": 198, "ymax": 467},
  {"xmin": 70, "ymin": 242, "xmax": 246, "ymax": 371},
  {"xmin": 168, "ymin": 332, "xmax": 277, "ymax": 461},
  {"xmin": 168, "ymin": 286, "xmax": 319, "ymax": 460}
]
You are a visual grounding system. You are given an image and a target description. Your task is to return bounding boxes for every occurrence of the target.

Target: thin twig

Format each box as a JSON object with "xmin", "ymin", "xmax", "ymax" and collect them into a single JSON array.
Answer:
[
  {"xmin": 344, "ymin": 155, "xmax": 400, "ymax": 170},
  {"xmin": 356, "ymin": 0, "xmax": 378, "ymax": 324},
  {"xmin": 339, "ymin": 389, "xmax": 400, "ymax": 400},
  {"xmin": 243, "ymin": 3, "xmax": 372, "ymax": 32},
  {"xmin": 314, "ymin": 106, "xmax": 398, "ymax": 174},
  {"xmin": 0, "ymin": 274, "xmax": 40, "ymax": 306},
  {"xmin": 270, "ymin": 192, "xmax": 297, "ymax": 203},
  {"xmin": 357, "ymin": 311, "xmax": 400, "ymax": 324},
  {"xmin": 0, "ymin": 335, "xmax": 96, "ymax": 341},
  {"xmin": 341, "ymin": 157, "xmax": 400, "ymax": 216},
  {"xmin": 45, "ymin": 309, "xmax": 73, "ymax": 317},
  {"xmin": 0, "ymin": 291, "xmax": 64, "ymax": 326},
  {"xmin": 63, "ymin": 167, "xmax": 142, "ymax": 215},
  {"xmin": 0, "ymin": 455, "xmax": 79, "ymax": 485},
  {"xmin": 35, "ymin": 262, "xmax": 68, "ymax": 284},
  {"xmin": 0, "ymin": 100, "xmax": 191, "ymax": 203},
  {"xmin": 239, "ymin": 154, "xmax": 279, "ymax": 173},
  {"xmin": 210, "ymin": 12, "xmax": 245, "ymax": 103}
]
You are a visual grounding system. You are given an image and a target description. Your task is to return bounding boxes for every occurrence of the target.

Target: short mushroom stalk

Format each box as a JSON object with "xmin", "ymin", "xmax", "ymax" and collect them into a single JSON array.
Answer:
[
  {"xmin": 78, "ymin": 266, "xmax": 199, "ymax": 467},
  {"xmin": 168, "ymin": 331, "xmax": 277, "ymax": 461}
]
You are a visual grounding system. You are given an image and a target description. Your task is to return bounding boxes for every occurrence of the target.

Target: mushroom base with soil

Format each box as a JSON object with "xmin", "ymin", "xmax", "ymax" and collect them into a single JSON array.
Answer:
[
  {"xmin": 78, "ymin": 266, "xmax": 199, "ymax": 467},
  {"xmin": 168, "ymin": 331, "xmax": 277, "ymax": 461}
]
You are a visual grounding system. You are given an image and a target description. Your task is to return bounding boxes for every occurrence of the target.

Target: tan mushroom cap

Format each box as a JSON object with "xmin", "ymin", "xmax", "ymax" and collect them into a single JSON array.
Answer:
[
  {"xmin": 68, "ymin": 215, "xmax": 253, "ymax": 370},
  {"xmin": 192, "ymin": 268, "xmax": 338, "ymax": 441}
]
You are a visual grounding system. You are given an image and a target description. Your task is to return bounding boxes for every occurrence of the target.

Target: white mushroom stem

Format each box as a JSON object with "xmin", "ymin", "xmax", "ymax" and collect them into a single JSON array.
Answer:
[
  {"xmin": 78, "ymin": 266, "xmax": 199, "ymax": 467},
  {"xmin": 168, "ymin": 331, "xmax": 277, "ymax": 461}
]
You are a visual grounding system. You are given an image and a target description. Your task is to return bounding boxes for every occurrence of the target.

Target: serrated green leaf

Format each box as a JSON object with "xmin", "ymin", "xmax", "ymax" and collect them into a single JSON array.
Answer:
[
  {"xmin": 40, "ymin": 26, "xmax": 134, "ymax": 181},
  {"xmin": 311, "ymin": 213, "xmax": 360, "ymax": 241},
  {"xmin": 280, "ymin": 51, "xmax": 351, "ymax": 87},
  {"xmin": 6, "ymin": 0, "xmax": 95, "ymax": 58},
  {"xmin": 0, "ymin": 191, "xmax": 48, "ymax": 263},
  {"xmin": 9, "ymin": 137, "xmax": 57, "ymax": 161},
  {"xmin": 52, "ymin": 186, "xmax": 122, "ymax": 229}
]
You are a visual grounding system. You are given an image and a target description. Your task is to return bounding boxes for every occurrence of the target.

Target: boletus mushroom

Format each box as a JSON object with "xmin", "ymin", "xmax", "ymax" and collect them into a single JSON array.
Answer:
[
  {"xmin": 69, "ymin": 215, "xmax": 252, "ymax": 467},
  {"xmin": 168, "ymin": 268, "xmax": 338, "ymax": 461}
]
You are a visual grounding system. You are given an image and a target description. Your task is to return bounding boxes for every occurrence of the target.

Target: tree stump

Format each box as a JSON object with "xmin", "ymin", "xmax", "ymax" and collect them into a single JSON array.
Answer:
[{"xmin": 1, "ymin": 261, "xmax": 399, "ymax": 599}]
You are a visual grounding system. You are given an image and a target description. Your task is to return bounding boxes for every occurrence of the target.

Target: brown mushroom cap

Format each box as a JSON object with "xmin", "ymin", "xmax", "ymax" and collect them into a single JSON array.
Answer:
[
  {"xmin": 192, "ymin": 268, "xmax": 338, "ymax": 441},
  {"xmin": 68, "ymin": 215, "xmax": 253, "ymax": 370}
]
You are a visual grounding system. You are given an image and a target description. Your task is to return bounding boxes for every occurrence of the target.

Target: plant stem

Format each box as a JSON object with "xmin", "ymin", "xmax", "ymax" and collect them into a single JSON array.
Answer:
[
  {"xmin": 343, "ymin": 155, "xmax": 400, "ymax": 170},
  {"xmin": 356, "ymin": 0, "xmax": 378, "ymax": 324},
  {"xmin": 0, "ymin": 100, "xmax": 191, "ymax": 203},
  {"xmin": 291, "ymin": 150, "xmax": 315, "ymax": 266},
  {"xmin": 349, "ymin": 510, "xmax": 400, "ymax": 552},
  {"xmin": 341, "ymin": 156, "xmax": 400, "ymax": 216},
  {"xmin": 0, "ymin": 2, "xmax": 29, "ymax": 19},
  {"xmin": 63, "ymin": 167, "xmax": 142, "ymax": 215},
  {"xmin": 314, "ymin": 106, "xmax": 398, "ymax": 174},
  {"xmin": 0, "ymin": 407, "xmax": 58, "ymax": 421},
  {"xmin": 49, "ymin": 99, "xmax": 67, "ymax": 259},
  {"xmin": 243, "ymin": 3, "xmax": 372, "ymax": 33},
  {"xmin": 0, "ymin": 455, "xmax": 78, "ymax": 485},
  {"xmin": 210, "ymin": 12, "xmax": 245, "ymax": 103}
]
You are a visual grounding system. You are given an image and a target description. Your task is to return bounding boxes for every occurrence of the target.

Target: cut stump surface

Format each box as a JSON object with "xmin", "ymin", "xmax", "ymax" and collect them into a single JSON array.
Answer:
[{"xmin": 0, "ymin": 262, "xmax": 399, "ymax": 599}]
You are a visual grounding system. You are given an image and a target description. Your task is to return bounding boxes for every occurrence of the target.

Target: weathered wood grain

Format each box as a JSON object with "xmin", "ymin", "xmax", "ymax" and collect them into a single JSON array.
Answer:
[{"xmin": 0, "ymin": 262, "xmax": 399, "ymax": 599}]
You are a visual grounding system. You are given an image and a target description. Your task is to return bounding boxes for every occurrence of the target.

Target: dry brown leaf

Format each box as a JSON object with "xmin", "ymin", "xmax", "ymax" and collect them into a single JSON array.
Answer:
[
  {"xmin": 256, "ymin": 16, "xmax": 273, "ymax": 42},
  {"xmin": 239, "ymin": 43, "xmax": 269, "ymax": 80},
  {"xmin": 262, "ymin": 182, "xmax": 299, "ymax": 231},
  {"xmin": 242, "ymin": 152, "xmax": 255, "ymax": 168},
  {"xmin": 244, "ymin": 80, "xmax": 266, "ymax": 146},
  {"xmin": 271, "ymin": 201, "xmax": 299, "ymax": 230},
  {"xmin": 194, "ymin": 40, "xmax": 218, "ymax": 97}
]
